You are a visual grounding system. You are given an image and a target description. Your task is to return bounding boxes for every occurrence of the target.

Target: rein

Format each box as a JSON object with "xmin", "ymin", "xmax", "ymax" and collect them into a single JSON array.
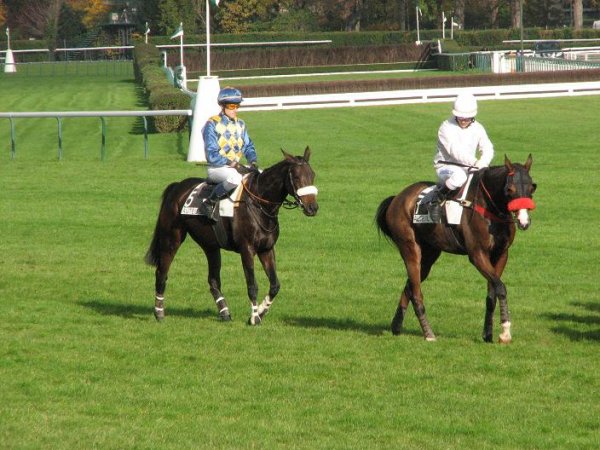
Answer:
[
  {"xmin": 473, "ymin": 168, "xmax": 535, "ymax": 224},
  {"xmin": 473, "ymin": 174, "xmax": 514, "ymax": 224},
  {"xmin": 241, "ymin": 163, "xmax": 317, "ymax": 221}
]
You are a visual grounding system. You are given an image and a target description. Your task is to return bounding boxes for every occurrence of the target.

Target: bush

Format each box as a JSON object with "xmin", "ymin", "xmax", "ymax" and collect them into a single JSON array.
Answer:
[{"xmin": 133, "ymin": 43, "xmax": 190, "ymax": 133}]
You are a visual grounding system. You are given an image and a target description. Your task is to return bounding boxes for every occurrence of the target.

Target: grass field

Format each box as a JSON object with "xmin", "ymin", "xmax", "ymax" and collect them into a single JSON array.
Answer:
[{"xmin": 0, "ymin": 72, "xmax": 598, "ymax": 449}]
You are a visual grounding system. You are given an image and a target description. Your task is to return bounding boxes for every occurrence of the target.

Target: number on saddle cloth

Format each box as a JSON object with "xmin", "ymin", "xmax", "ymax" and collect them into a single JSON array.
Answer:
[{"xmin": 181, "ymin": 182, "xmax": 213, "ymax": 216}]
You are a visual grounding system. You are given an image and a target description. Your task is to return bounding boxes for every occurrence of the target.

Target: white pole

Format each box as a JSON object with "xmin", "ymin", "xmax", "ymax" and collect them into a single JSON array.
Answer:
[
  {"xmin": 451, "ymin": 16, "xmax": 454, "ymax": 40},
  {"xmin": 416, "ymin": 7, "xmax": 421, "ymax": 45},
  {"xmin": 179, "ymin": 23, "xmax": 184, "ymax": 67},
  {"xmin": 206, "ymin": 0, "xmax": 211, "ymax": 77},
  {"xmin": 4, "ymin": 27, "xmax": 16, "ymax": 73},
  {"xmin": 442, "ymin": 12, "xmax": 446, "ymax": 40}
]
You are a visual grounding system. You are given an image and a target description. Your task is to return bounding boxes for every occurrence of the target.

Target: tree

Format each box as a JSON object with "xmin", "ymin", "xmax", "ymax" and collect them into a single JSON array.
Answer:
[
  {"xmin": 8, "ymin": 0, "xmax": 63, "ymax": 46},
  {"xmin": 66, "ymin": 0, "xmax": 109, "ymax": 28},
  {"xmin": 0, "ymin": 1, "xmax": 7, "ymax": 26},
  {"xmin": 573, "ymin": 0, "xmax": 583, "ymax": 29},
  {"xmin": 510, "ymin": 0, "xmax": 521, "ymax": 28}
]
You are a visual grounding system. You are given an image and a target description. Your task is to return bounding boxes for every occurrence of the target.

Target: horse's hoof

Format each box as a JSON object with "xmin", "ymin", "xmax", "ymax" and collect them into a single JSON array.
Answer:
[
  {"xmin": 220, "ymin": 313, "xmax": 232, "ymax": 322},
  {"xmin": 154, "ymin": 311, "xmax": 165, "ymax": 322},
  {"xmin": 483, "ymin": 334, "xmax": 493, "ymax": 343},
  {"xmin": 498, "ymin": 336, "xmax": 512, "ymax": 344},
  {"xmin": 425, "ymin": 336, "xmax": 437, "ymax": 342},
  {"xmin": 247, "ymin": 316, "xmax": 262, "ymax": 326}
]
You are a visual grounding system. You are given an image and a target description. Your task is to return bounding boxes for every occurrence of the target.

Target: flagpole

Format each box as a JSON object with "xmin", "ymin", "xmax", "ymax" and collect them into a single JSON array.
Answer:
[
  {"xmin": 179, "ymin": 22, "xmax": 184, "ymax": 67},
  {"xmin": 206, "ymin": 0, "xmax": 211, "ymax": 77},
  {"xmin": 442, "ymin": 12, "xmax": 446, "ymax": 39},
  {"xmin": 415, "ymin": 7, "xmax": 421, "ymax": 45}
]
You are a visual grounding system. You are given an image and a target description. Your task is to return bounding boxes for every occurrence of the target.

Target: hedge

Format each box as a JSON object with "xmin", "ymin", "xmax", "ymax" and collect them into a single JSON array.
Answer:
[{"xmin": 133, "ymin": 43, "xmax": 190, "ymax": 133}]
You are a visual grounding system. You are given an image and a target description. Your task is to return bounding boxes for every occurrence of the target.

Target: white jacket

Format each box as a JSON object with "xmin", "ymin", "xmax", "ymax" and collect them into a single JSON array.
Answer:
[{"xmin": 433, "ymin": 117, "xmax": 494, "ymax": 170}]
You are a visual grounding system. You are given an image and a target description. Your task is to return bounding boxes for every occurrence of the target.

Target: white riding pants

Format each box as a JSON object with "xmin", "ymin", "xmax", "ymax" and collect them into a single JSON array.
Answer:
[
  {"xmin": 436, "ymin": 165, "xmax": 468, "ymax": 190},
  {"xmin": 207, "ymin": 166, "xmax": 243, "ymax": 191}
]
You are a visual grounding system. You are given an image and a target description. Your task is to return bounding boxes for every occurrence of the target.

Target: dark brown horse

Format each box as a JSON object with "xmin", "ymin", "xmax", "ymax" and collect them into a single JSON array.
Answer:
[
  {"xmin": 145, "ymin": 147, "xmax": 318, "ymax": 325},
  {"xmin": 375, "ymin": 155, "xmax": 536, "ymax": 343}
]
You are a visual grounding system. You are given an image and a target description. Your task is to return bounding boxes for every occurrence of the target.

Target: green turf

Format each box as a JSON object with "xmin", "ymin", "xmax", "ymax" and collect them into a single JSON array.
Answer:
[{"xmin": 0, "ymin": 73, "xmax": 598, "ymax": 449}]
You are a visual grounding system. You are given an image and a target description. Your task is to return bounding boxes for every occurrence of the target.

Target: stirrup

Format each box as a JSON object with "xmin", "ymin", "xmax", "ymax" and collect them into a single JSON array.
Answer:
[
  {"xmin": 199, "ymin": 199, "xmax": 217, "ymax": 220},
  {"xmin": 428, "ymin": 202, "xmax": 442, "ymax": 223}
]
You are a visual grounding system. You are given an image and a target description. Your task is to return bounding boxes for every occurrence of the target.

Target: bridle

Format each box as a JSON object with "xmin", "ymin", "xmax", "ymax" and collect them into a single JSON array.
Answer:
[
  {"xmin": 286, "ymin": 165, "xmax": 318, "ymax": 211},
  {"xmin": 474, "ymin": 167, "xmax": 536, "ymax": 223},
  {"xmin": 241, "ymin": 161, "xmax": 318, "ymax": 214}
]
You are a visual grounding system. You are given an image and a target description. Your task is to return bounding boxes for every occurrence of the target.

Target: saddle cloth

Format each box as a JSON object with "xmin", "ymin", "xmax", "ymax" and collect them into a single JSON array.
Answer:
[
  {"xmin": 413, "ymin": 174, "xmax": 474, "ymax": 225},
  {"xmin": 181, "ymin": 180, "xmax": 244, "ymax": 217}
]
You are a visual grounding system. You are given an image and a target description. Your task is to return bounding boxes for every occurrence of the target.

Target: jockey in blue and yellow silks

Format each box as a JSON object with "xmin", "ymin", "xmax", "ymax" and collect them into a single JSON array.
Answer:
[
  {"xmin": 200, "ymin": 87, "xmax": 258, "ymax": 219},
  {"xmin": 204, "ymin": 112, "xmax": 256, "ymax": 167}
]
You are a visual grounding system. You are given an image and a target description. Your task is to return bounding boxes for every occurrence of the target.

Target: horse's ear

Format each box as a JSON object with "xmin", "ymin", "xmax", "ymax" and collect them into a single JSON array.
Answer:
[
  {"xmin": 504, "ymin": 154, "xmax": 514, "ymax": 171},
  {"xmin": 524, "ymin": 153, "xmax": 533, "ymax": 171},
  {"xmin": 303, "ymin": 146, "xmax": 311, "ymax": 162},
  {"xmin": 281, "ymin": 148, "xmax": 294, "ymax": 161}
]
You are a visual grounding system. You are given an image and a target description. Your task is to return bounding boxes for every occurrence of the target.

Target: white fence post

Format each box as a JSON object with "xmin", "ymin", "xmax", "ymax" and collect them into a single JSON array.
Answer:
[{"xmin": 186, "ymin": 76, "xmax": 221, "ymax": 163}]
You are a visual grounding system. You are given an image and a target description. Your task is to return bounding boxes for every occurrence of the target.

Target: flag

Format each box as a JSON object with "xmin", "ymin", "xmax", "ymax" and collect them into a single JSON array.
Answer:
[
  {"xmin": 170, "ymin": 23, "xmax": 183, "ymax": 40},
  {"xmin": 210, "ymin": 0, "xmax": 220, "ymax": 6},
  {"xmin": 417, "ymin": 7, "xmax": 422, "ymax": 17},
  {"xmin": 452, "ymin": 21, "xmax": 460, "ymax": 28},
  {"xmin": 145, "ymin": 22, "xmax": 150, "ymax": 34}
]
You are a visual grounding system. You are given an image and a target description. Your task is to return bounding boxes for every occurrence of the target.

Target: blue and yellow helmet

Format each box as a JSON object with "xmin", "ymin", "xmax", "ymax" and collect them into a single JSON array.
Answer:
[{"xmin": 217, "ymin": 87, "xmax": 243, "ymax": 105}]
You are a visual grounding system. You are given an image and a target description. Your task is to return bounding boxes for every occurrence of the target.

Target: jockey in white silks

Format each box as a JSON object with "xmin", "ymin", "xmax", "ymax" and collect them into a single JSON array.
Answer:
[{"xmin": 428, "ymin": 92, "xmax": 494, "ymax": 221}]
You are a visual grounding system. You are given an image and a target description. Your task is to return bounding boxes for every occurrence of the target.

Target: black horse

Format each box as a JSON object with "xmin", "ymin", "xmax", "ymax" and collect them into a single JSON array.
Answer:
[
  {"xmin": 376, "ymin": 155, "xmax": 536, "ymax": 343},
  {"xmin": 145, "ymin": 147, "xmax": 318, "ymax": 325}
]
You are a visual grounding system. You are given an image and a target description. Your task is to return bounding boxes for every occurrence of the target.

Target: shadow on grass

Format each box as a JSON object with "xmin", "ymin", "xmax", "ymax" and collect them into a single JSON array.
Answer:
[
  {"xmin": 281, "ymin": 314, "xmax": 421, "ymax": 337},
  {"xmin": 544, "ymin": 301, "xmax": 600, "ymax": 342},
  {"xmin": 78, "ymin": 299, "xmax": 215, "ymax": 321}
]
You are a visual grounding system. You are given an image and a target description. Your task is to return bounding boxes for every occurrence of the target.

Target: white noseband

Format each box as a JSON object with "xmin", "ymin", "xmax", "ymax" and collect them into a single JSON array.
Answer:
[{"xmin": 296, "ymin": 185, "xmax": 318, "ymax": 197}]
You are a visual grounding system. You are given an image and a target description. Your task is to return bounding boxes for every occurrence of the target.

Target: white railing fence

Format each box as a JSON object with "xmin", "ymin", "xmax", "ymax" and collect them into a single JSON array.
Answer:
[{"xmin": 241, "ymin": 81, "xmax": 600, "ymax": 111}]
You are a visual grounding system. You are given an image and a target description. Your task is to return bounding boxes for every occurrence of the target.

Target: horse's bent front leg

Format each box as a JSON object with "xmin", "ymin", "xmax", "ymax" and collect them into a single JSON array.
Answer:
[
  {"xmin": 496, "ymin": 280, "xmax": 511, "ymax": 343},
  {"xmin": 256, "ymin": 249, "xmax": 280, "ymax": 320},
  {"xmin": 240, "ymin": 247, "xmax": 260, "ymax": 325}
]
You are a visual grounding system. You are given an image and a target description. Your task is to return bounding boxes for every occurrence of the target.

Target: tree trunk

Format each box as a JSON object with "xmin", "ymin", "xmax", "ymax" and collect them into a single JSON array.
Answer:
[
  {"xmin": 511, "ymin": 0, "xmax": 521, "ymax": 29},
  {"xmin": 454, "ymin": 0, "xmax": 465, "ymax": 28},
  {"xmin": 573, "ymin": 0, "xmax": 583, "ymax": 30}
]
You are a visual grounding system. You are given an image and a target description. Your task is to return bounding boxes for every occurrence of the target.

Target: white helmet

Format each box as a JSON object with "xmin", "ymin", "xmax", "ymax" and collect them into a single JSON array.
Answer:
[{"xmin": 452, "ymin": 93, "xmax": 478, "ymax": 118}]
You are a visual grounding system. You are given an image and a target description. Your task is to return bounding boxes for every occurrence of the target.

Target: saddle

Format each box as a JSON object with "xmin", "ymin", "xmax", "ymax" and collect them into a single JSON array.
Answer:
[
  {"xmin": 180, "ymin": 182, "xmax": 240, "ymax": 249},
  {"xmin": 413, "ymin": 176, "xmax": 473, "ymax": 225}
]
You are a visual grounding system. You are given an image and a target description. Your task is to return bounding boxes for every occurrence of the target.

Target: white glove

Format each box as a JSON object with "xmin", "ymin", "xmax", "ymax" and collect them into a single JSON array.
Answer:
[{"xmin": 475, "ymin": 160, "xmax": 486, "ymax": 169}]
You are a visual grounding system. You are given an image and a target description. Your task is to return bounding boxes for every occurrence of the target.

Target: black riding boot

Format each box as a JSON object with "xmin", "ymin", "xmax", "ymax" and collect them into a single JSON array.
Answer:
[
  {"xmin": 427, "ymin": 186, "xmax": 451, "ymax": 223},
  {"xmin": 200, "ymin": 182, "xmax": 231, "ymax": 221}
]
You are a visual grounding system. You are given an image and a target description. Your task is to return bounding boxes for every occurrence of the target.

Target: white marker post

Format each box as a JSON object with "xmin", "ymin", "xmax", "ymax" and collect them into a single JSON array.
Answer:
[{"xmin": 4, "ymin": 28, "xmax": 16, "ymax": 73}]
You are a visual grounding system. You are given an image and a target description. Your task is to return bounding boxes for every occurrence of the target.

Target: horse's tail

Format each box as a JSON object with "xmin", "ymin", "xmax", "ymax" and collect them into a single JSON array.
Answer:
[
  {"xmin": 144, "ymin": 182, "xmax": 180, "ymax": 267},
  {"xmin": 375, "ymin": 195, "xmax": 395, "ymax": 241}
]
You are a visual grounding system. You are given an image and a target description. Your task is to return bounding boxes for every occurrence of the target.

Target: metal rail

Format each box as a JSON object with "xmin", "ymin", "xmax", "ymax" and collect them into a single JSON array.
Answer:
[{"xmin": 0, "ymin": 110, "xmax": 192, "ymax": 160}]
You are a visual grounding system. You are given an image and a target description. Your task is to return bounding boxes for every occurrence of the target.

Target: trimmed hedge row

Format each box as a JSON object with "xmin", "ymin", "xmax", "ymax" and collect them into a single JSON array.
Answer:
[
  {"xmin": 239, "ymin": 69, "xmax": 600, "ymax": 97},
  {"xmin": 183, "ymin": 44, "xmax": 428, "ymax": 72},
  {"xmin": 133, "ymin": 43, "xmax": 189, "ymax": 133}
]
